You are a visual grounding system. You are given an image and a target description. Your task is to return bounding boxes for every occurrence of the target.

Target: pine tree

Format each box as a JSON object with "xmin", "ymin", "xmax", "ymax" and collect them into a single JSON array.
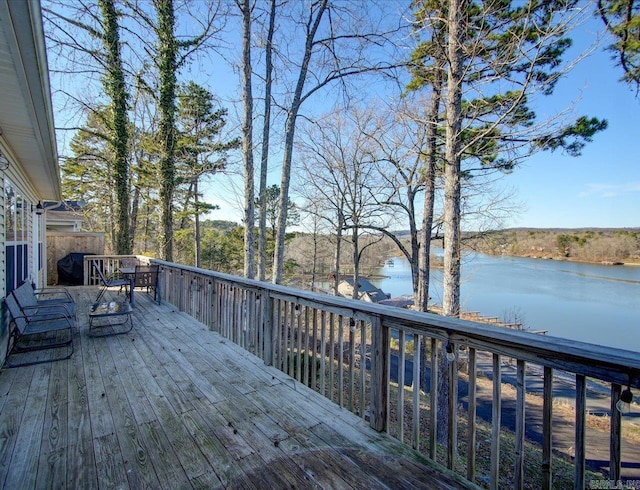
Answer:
[{"xmin": 175, "ymin": 81, "xmax": 240, "ymax": 267}]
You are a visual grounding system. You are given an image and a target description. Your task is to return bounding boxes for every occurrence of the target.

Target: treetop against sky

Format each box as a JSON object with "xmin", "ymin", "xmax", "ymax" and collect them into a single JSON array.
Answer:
[{"xmin": 45, "ymin": 1, "xmax": 639, "ymax": 230}]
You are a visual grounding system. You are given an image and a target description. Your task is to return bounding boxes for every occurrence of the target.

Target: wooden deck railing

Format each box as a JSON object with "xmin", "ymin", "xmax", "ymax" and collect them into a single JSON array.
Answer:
[
  {"xmin": 84, "ymin": 256, "xmax": 640, "ymax": 490},
  {"xmin": 83, "ymin": 255, "xmax": 152, "ymax": 286}
]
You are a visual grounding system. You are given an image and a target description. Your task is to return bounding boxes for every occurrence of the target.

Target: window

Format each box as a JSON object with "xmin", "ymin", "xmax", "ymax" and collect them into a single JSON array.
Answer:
[{"xmin": 4, "ymin": 180, "xmax": 31, "ymax": 292}]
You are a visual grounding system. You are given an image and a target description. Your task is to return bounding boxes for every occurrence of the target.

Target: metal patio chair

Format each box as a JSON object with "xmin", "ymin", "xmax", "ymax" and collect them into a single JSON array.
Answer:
[
  {"xmin": 91, "ymin": 260, "xmax": 130, "ymax": 304},
  {"xmin": 4, "ymin": 290, "xmax": 75, "ymax": 367}
]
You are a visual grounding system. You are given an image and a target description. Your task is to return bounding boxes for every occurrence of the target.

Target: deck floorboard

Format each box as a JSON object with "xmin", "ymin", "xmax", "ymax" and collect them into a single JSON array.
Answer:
[{"xmin": 0, "ymin": 286, "xmax": 475, "ymax": 489}]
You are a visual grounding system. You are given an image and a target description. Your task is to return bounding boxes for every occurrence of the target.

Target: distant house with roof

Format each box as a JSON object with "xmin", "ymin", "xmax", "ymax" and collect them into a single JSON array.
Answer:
[
  {"xmin": 44, "ymin": 200, "xmax": 85, "ymax": 232},
  {"xmin": 337, "ymin": 277, "xmax": 390, "ymax": 303}
]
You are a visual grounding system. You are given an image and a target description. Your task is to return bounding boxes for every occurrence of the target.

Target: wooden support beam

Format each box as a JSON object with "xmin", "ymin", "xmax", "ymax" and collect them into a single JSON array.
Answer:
[{"xmin": 370, "ymin": 316, "xmax": 388, "ymax": 433}]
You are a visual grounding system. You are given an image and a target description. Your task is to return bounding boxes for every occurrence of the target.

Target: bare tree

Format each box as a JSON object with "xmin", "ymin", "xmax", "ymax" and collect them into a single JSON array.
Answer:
[
  {"xmin": 237, "ymin": 0, "xmax": 255, "ymax": 278},
  {"xmin": 270, "ymin": 0, "xmax": 409, "ymax": 283},
  {"xmin": 257, "ymin": 0, "xmax": 277, "ymax": 281},
  {"xmin": 297, "ymin": 108, "xmax": 388, "ymax": 297}
]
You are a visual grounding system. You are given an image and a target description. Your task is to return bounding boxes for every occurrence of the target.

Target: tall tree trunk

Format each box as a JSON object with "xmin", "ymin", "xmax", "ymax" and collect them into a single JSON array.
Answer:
[
  {"xmin": 240, "ymin": 0, "xmax": 255, "ymax": 279},
  {"xmin": 438, "ymin": 0, "xmax": 465, "ymax": 448},
  {"xmin": 179, "ymin": 182, "xmax": 195, "ymax": 231},
  {"xmin": 351, "ymin": 225, "xmax": 359, "ymax": 300},
  {"xmin": 407, "ymin": 188, "xmax": 420, "ymax": 297},
  {"xmin": 130, "ymin": 182, "xmax": 140, "ymax": 252},
  {"xmin": 443, "ymin": 0, "xmax": 463, "ymax": 318},
  {"xmin": 272, "ymin": 0, "xmax": 328, "ymax": 284},
  {"xmin": 417, "ymin": 69, "xmax": 443, "ymax": 312},
  {"xmin": 99, "ymin": 0, "xmax": 130, "ymax": 255},
  {"xmin": 258, "ymin": 0, "xmax": 276, "ymax": 281},
  {"xmin": 333, "ymin": 206, "xmax": 344, "ymax": 295},
  {"xmin": 195, "ymin": 179, "xmax": 201, "ymax": 267},
  {"xmin": 311, "ymin": 214, "xmax": 318, "ymax": 290},
  {"xmin": 157, "ymin": 0, "xmax": 178, "ymax": 261}
]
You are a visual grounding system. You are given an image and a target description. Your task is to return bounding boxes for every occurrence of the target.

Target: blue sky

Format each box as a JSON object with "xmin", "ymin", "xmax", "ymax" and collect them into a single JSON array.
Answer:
[
  {"xmin": 501, "ymin": 21, "xmax": 639, "ymax": 229},
  {"xmin": 46, "ymin": 4, "xmax": 638, "ymax": 230},
  {"xmin": 202, "ymin": 14, "xmax": 640, "ymax": 230}
]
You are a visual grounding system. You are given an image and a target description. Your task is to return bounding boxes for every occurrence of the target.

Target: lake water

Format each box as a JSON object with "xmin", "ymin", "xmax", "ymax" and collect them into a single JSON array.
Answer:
[{"xmin": 370, "ymin": 251, "xmax": 640, "ymax": 353}]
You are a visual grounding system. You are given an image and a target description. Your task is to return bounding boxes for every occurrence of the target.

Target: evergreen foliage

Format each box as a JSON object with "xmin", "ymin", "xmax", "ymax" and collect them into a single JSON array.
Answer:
[{"xmin": 598, "ymin": 0, "xmax": 640, "ymax": 90}]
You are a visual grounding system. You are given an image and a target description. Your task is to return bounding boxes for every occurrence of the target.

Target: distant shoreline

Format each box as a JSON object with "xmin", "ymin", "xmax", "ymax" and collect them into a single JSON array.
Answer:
[
  {"xmin": 483, "ymin": 252, "xmax": 640, "ymax": 267},
  {"xmin": 457, "ymin": 228, "xmax": 640, "ymax": 266}
]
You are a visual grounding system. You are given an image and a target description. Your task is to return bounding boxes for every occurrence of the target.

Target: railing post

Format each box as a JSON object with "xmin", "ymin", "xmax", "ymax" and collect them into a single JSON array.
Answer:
[
  {"xmin": 178, "ymin": 270, "xmax": 184, "ymax": 312},
  {"xmin": 575, "ymin": 375, "xmax": 587, "ymax": 490},
  {"xmin": 542, "ymin": 366, "xmax": 553, "ymax": 490},
  {"xmin": 156, "ymin": 266, "xmax": 162, "ymax": 304},
  {"xmin": 515, "ymin": 360, "xmax": 526, "ymax": 489},
  {"xmin": 263, "ymin": 292, "xmax": 273, "ymax": 366},
  {"xmin": 610, "ymin": 383, "xmax": 622, "ymax": 482},
  {"xmin": 370, "ymin": 315, "xmax": 388, "ymax": 432},
  {"xmin": 211, "ymin": 278, "xmax": 219, "ymax": 333}
]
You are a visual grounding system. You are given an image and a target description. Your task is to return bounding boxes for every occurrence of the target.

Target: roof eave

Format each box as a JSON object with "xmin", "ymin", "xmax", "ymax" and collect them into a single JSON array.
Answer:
[{"xmin": 0, "ymin": 0, "xmax": 61, "ymax": 200}]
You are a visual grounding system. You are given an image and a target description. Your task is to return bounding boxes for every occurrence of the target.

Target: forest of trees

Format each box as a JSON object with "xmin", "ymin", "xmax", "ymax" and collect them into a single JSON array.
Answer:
[{"xmin": 44, "ymin": 0, "xmax": 638, "ymax": 448}]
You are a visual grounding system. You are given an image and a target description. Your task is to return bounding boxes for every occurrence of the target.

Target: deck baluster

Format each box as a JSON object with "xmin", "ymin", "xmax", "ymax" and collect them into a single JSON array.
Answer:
[
  {"xmin": 467, "ymin": 347, "xmax": 477, "ymax": 483},
  {"xmin": 429, "ymin": 338, "xmax": 438, "ymax": 460},
  {"xmin": 490, "ymin": 353, "xmax": 501, "ymax": 490},
  {"xmin": 412, "ymin": 333, "xmax": 421, "ymax": 450},
  {"xmin": 398, "ymin": 329, "xmax": 405, "ymax": 443}
]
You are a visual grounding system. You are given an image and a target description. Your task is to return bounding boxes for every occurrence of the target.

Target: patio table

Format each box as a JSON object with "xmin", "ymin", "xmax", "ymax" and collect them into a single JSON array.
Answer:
[{"xmin": 89, "ymin": 300, "xmax": 133, "ymax": 336}]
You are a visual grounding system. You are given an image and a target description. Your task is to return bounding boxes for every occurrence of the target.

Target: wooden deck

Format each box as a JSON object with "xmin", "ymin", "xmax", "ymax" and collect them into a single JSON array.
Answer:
[{"xmin": 0, "ymin": 287, "xmax": 474, "ymax": 489}]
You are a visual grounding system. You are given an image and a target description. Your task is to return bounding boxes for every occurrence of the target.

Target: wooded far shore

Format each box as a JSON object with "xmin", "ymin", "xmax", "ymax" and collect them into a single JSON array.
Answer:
[{"xmin": 459, "ymin": 227, "xmax": 640, "ymax": 265}]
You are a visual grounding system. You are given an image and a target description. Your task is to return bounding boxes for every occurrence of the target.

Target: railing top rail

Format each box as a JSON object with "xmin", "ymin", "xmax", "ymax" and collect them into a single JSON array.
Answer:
[
  {"xmin": 84, "ymin": 254, "xmax": 144, "ymax": 261},
  {"xmin": 151, "ymin": 258, "xmax": 640, "ymax": 388}
]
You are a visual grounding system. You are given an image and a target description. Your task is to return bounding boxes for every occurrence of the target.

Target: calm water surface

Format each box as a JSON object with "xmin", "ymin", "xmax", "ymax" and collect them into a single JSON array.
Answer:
[{"xmin": 371, "ymin": 252, "xmax": 640, "ymax": 352}]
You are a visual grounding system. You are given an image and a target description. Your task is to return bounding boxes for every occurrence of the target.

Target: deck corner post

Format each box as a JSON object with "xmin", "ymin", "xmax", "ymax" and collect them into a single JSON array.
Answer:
[{"xmin": 370, "ymin": 315, "xmax": 389, "ymax": 432}]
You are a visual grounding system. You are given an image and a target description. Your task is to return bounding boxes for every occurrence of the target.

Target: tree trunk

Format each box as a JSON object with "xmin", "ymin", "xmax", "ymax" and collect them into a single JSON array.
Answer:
[
  {"xmin": 258, "ymin": 0, "xmax": 276, "ymax": 282},
  {"xmin": 311, "ymin": 215, "xmax": 318, "ymax": 290},
  {"xmin": 333, "ymin": 206, "xmax": 344, "ymax": 295},
  {"xmin": 195, "ymin": 179, "xmax": 201, "ymax": 268},
  {"xmin": 98, "ymin": 0, "xmax": 130, "ymax": 255},
  {"xmin": 240, "ymin": 0, "xmax": 255, "ymax": 279},
  {"xmin": 130, "ymin": 180, "xmax": 140, "ymax": 252},
  {"xmin": 272, "ymin": 0, "xmax": 328, "ymax": 284},
  {"xmin": 439, "ymin": 0, "xmax": 465, "ymax": 448},
  {"xmin": 417, "ymin": 69, "xmax": 443, "ymax": 312},
  {"xmin": 351, "ymin": 225, "xmax": 359, "ymax": 300},
  {"xmin": 156, "ymin": 0, "xmax": 178, "ymax": 262},
  {"xmin": 443, "ymin": 0, "xmax": 463, "ymax": 318},
  {"xmin": 407, "ymin": 188, "xmax": 420, "ymax": 297},
  {"xmin": 179, "ymin": 182, "xmax": 195, "ymax": 231}
]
